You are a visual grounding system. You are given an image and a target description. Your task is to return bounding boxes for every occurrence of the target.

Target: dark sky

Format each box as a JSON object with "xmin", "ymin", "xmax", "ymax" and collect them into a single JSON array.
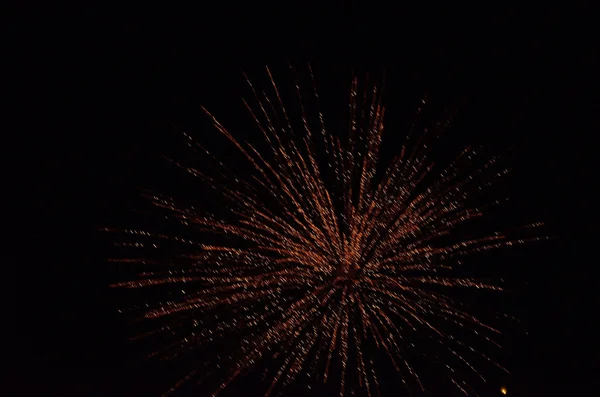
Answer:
[{"xmin": 12, "ymin": 4, "xmax": 597, "ymax": 397}]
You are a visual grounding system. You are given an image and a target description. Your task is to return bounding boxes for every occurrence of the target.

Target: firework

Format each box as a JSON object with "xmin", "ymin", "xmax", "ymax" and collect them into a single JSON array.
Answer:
[{"xmin": 107, "ymin": 66, "xmax": 545, "ymax": 396}]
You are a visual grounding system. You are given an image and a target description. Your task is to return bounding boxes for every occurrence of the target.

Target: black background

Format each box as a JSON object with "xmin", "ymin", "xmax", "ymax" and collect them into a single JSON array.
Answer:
[{"xmin": 12, "ymin": 4, "xmax": 598, "ymax": 396}]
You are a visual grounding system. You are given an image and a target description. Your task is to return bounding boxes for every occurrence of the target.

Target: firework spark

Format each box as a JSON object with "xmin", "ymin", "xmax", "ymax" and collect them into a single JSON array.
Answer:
[{"xmin": 108, "ymin": 66, "xmax": 545, "ymax": 396}]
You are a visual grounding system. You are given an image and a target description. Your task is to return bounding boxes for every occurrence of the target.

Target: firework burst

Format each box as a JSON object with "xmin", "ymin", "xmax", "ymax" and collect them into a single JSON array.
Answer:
[{"xmin": 107, "ymin": 65, "xmax": 545, "ymax": 396}]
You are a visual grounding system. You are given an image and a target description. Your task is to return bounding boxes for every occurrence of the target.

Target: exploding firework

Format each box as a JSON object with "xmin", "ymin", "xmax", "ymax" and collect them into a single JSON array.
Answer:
[{"xmin": 107, "ymin": 65, "xmax": 545, "ymax": 396}]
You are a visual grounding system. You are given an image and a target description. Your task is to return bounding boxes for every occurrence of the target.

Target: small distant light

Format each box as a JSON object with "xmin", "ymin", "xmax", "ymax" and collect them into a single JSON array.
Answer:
[{"xmin": 500, "ymin": 386, "xmax": 507, "ymax": 395}]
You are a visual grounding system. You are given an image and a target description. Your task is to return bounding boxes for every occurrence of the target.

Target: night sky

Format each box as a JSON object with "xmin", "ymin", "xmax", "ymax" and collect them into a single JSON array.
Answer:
[{"xmin": 13, "ymin": 5, "xmax": 597, "ymax": 396}]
